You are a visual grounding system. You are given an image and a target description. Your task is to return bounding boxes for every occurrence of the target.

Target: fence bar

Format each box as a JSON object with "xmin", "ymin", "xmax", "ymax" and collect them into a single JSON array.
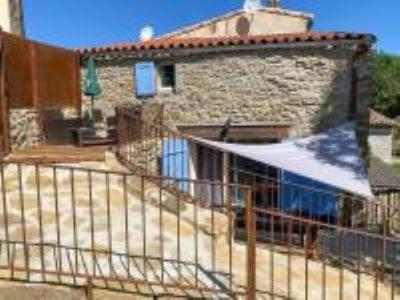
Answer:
[
  {"xmin": 53, "ymin": 166, "xmax": 62, "ymax": 283},
  {"xmin": 17, "ymin": 164, "xmax": 29, "ymax": 280},
  {"xmin": 35, "ymin": 164, "xmax": 45, "ymax": 280},
  {"xmin": 246, "ymin": 188, "xmax": 256, "ymax": 299},
  {"xmin": 70, "ymin": 168, "xmax": 78, "ymax": 284},
  {"xmin": 0, "ymin": 164, "xmax": 10, "ymax": 265}
]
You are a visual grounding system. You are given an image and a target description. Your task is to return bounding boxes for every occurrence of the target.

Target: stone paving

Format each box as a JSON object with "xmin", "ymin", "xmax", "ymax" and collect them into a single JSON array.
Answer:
[{"xmin": 0, "ymin": 155, "xmax": 396, "ymax": 299}]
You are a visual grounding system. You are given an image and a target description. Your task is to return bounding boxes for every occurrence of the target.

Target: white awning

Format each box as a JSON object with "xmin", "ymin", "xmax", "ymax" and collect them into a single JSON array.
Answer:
[{"xmin": 190, "ymin": 122, "xmax": 373, "ymax": 199}]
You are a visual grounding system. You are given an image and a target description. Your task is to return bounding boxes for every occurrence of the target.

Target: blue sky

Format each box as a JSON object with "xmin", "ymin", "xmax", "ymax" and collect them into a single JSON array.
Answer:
[{"xmin": 24, "ymin": 0, "xmax": 399, "ymax": 54}]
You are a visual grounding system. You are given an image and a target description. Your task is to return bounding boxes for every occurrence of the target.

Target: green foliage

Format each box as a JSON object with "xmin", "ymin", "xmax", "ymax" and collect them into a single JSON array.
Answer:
[{"xmin": 372, "ymin": 52, "xmax": 400, "ymax": 118}]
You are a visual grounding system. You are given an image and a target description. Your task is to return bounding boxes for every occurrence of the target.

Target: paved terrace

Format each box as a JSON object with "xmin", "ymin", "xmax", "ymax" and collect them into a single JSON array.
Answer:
[{"xmin": 0, "ymin": 153, "xmax": 396, "ymax": 299}]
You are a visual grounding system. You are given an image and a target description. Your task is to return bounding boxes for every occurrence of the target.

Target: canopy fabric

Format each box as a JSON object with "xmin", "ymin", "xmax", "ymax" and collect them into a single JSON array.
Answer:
[{"xmin": 190, "ymin": 122, "xmax": 373, "ymax": 199}]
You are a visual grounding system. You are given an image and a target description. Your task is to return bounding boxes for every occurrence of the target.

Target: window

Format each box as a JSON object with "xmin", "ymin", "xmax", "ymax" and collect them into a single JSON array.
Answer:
[
  {"xmin": 134, "ymin": 62, "xmax": 176, "ymax": 96},
  {"xmin": 158, "ymin": 64, "xmax": 175, "ymax": 91}
]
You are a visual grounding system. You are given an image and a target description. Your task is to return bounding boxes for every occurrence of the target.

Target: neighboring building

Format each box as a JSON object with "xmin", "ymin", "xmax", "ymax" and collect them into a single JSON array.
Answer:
[
  {"xmin": 162, "ymin": 6, "xmax": 313, "ymax": 39},
  {"xmin": 0, "ymin": 0, "xmax": 25, "ymax": 36},
  {"xmin": 368, "ymin": 109, "xmax": 398, "ymax": 164},
  {"xmin": 369, "ymin": 156, "xmax": 400, "ymax": 192}
]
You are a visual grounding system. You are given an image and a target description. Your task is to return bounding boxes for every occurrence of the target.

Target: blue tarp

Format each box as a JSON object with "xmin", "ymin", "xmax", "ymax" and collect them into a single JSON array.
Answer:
[
  {"xmin": 162, "ymin": 139, "xmax": 189, "ymax": 191},
  {"xmin": 280, "ymin": 171, "xmax": 338, "ymax": 219}
]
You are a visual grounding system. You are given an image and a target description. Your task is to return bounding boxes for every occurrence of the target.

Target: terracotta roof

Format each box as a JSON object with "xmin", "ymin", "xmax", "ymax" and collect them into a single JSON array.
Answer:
[
  {"xmin": 79, "ymin": 31, "xmax": 375, "ymax": 55},
  {"xmin": 369, "ymin": 109, "xmax": 399, "ymax": 127},
  {"xmin": 369, "ymin": 156, "xmax": 400, "ymax": 190}
]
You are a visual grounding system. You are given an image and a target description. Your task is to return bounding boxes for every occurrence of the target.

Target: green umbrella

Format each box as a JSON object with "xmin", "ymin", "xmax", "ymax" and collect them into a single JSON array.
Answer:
[{"xmin": 84, "ymin": 56, "xmax": 102, "ymax": 123}]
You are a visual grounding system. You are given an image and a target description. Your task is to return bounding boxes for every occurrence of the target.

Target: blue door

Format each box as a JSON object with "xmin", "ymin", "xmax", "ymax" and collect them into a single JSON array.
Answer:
[{"xmin": 162, "ymin": 139, "xmax": 189, "ymax": 191}]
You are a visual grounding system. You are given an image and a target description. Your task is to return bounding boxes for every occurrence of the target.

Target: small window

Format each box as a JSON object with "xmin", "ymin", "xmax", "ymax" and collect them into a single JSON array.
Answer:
[{"xmin": 158, "ymin": 64, "xmax": 175, "ymax": 91}]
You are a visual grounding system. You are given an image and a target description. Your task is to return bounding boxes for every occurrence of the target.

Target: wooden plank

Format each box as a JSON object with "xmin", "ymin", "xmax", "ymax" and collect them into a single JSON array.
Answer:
[
  {"xmin": 30, "ymin": 41, "xmax": 39, "ymax": 108},
  {"xmin": 3, "ymin": 33, "xmax": 34, "ymax": 108},
  {"xmin": 0, "ymin": 35, "xmax": 10, "ymax": 153},
  {"xmin": 1, "ymin": 32, "xmax": 82, "ymax": 110},
  {"xmin": 74, "ymin": 53, "xmax": 82, "ymax": 114},
  {"xmin": 3, "ymin": 145, "xmax": 107, "ymax": 164}
]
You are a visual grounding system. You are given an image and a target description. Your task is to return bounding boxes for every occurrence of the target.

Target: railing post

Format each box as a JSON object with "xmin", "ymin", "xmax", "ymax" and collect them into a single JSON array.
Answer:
[
  {"xmin": 246, "ymin": 188, "xmax": 256, "ymax": 299},
  {"xmin": 86, "ymin": 276, "xmax": 93, "ymax": 300}
]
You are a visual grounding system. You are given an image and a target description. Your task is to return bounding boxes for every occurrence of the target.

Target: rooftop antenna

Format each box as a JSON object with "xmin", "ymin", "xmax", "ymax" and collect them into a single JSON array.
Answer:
[
  {"xmin": 243, "ymin": 0, "xmax": 262, "ymax": 12},
  {"xmin": 139, "ymin": 25, "xmax": 154, "ymax": 42}
]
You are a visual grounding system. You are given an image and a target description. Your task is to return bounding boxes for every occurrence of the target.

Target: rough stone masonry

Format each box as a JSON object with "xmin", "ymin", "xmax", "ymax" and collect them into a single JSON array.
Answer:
[{"xmin": 83, "ymin": 45, "xmax": 373, "ymax": 139}]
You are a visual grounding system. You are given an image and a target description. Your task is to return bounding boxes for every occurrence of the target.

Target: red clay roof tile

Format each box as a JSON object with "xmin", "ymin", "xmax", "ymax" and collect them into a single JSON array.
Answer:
[
  {"xmin": 79, "ymin": 31, "xmax": 375, "ymax": 55},
  {"xmin": 369, "ymin": 109, "xmax": 399, "ymax": 127}
]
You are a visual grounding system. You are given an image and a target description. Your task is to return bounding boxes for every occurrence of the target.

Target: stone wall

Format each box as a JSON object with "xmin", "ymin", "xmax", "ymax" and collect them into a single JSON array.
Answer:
[
  {"xmin": 84, "ymin": 46, "xmax": 372, "ymax": 138},
  {"xmin": 8, "ymin": 107, "xmax": 80, "ymax": 150},
  {"xmin": 9, "ymin": 108, "xmax": 43, "ymax": 150},
  {"xmin": 368, "ymin": 127, "xmax": 393, "ymax": 163}
]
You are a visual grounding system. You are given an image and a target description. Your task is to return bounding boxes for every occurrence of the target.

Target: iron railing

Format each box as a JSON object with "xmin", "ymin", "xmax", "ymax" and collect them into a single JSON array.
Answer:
[
  {"xmin": 116, "ymin": 105, "xmax": 400, "ymax": 299},
  {"xmin": 0, "ymin": 105, "xmax": 398, "ymax": 299},
  {"xmin": 0, "ymin": 161, "xmax": 252, "ymax": 298}
]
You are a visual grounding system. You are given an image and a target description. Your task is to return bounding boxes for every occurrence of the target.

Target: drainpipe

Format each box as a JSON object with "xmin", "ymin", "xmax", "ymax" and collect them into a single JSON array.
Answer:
[{"xmin": 351, "ymin": 42, "xmax": 374, "ymax": 171}]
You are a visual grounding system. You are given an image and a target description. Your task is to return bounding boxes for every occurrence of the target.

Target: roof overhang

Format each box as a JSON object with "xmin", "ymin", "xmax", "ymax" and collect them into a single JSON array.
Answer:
[
  {"xmin": 79, "ymin": 32, "xmax": 376, "ymax": 59},
  {"xmin": 177, "ymin": 123, "xmax": 291, "ymax": 141}
]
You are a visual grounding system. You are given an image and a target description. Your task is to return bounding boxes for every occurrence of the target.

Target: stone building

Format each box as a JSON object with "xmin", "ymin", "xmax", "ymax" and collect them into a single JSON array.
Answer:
[
  {"xmin": 368, "ymin": 109, "xmax": 399, "ymax": 163},
  {"xmin": 0, "ymin": 0, "xmax": 24, "ymax": 36},
  {"xmin": 80, "ymin": 33, "xmax": 375, "ymax": 140},
  {"xmin": 79, "ymin": 3, "xmax": 375, "ymax": 184}
]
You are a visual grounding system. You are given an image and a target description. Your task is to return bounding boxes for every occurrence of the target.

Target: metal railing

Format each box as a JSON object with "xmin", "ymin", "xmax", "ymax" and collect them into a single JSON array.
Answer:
[
  {"xmin": 0, "ymin": 161, "xmax": 252, "ymax": 298},
  {"xmin": 0, "ymin": 105, "xmax": 398, "ymax": 299},
  {"xmin": 115, "ymin": 105, "xmax": 400, "ymax": 299}
]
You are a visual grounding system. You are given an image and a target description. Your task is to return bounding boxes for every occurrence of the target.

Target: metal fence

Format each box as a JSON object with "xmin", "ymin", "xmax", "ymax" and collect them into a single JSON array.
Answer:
[
  {"xmin": 116, "ymin": 105, "xmax": 400, "ymax": 299},
  {"xmin": 0, "ymin": 105, "xmax": 398, "ymax": 299},
  {"xmin": 0, "ymin": 161, "xmax": 254, "ymax": 298}
]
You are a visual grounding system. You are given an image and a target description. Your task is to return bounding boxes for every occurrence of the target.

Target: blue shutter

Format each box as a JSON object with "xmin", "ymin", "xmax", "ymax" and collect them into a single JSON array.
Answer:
[
  {"xmin": 162, "ymin": 139, "xmax": 189, "ymax": 192},
  {"xmin": 135, "ymin": 62, "xmax": 156, "ymax": 97}
]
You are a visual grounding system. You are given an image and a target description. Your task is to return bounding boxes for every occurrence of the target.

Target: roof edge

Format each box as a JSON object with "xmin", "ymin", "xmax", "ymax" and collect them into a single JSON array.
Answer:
[
  {"xmin": 78, "ymin": 32, "xmax": 376, "ymax": 56},
  {"xmin": 369, "ymin": 109, "xmax": 399, "ymax": 128}
]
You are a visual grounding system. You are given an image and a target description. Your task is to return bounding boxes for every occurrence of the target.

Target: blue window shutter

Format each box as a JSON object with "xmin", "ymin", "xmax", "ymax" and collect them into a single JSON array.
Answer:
[{"xmin": 135, "ymin": 62, "xmax": 156, "ymax": 97}]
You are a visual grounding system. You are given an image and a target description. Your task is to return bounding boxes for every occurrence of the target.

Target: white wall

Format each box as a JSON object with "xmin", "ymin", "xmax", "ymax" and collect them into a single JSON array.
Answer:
[
  {"xmin": 0, "ymin": 0, "xmax": 11, "ymax": 32},
  {"xmin": 369, "ymin": 127, "xmax": 393, "ymax": 163}
]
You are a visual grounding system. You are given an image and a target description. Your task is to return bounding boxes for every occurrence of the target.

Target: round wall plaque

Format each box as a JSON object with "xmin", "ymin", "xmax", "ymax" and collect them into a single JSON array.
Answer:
[{"xmin": 236, "ymin": 16, "xmax": 250, "ymax": 36}]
